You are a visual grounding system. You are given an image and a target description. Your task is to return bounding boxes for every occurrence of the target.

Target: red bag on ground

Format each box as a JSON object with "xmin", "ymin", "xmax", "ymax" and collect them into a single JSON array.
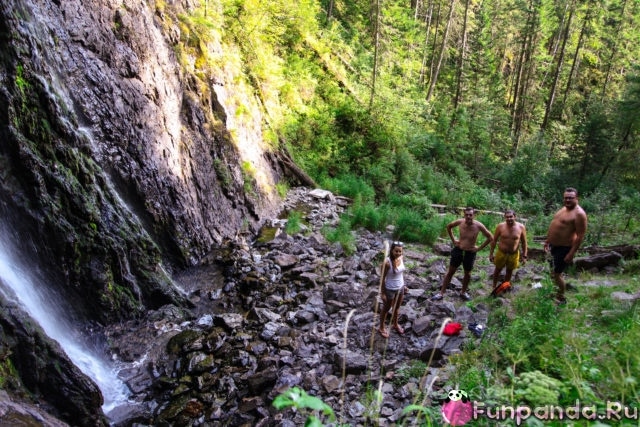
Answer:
[{"xmin": 443, "ymin": 322, "xmax": 463, "ymax": 336}]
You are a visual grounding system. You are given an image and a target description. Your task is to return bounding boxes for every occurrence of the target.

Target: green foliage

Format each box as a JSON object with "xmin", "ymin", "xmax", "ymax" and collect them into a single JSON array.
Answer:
[
  {"xmin": 321, "ymin": 174, "xmax": 376, "ymax": 203},
  {"xmin": 514, "ymin": 370, "xmax": 568, "ymax": 407},
  {"xmin": 173, "ymin": 0, "xmax": 640, "ymax": 221},
  {"xmin": 348, "ymin": 201, "xmax": 387, "ymax": 232},
  {"xmin": 0, "ymin": 353, "xmax": 19, "ymax": 389},
  {"xmin": 394, "ymin": 360, "xmax": 429, "ymax": 386},
  {"xmin": 276, "ymin": 182, "xmax": 289, "ymax": 198},
  {"xmin": 394, "ymin": 208, "xmax": 444, "ymax": 245},
  {"xmin": 213, "ymin": 159, "xmax": 232, "ymax": 188},
  {"xmin": 420, "ymin": 168, "xmax": 449, "ymax": 205},
  {"xmin": 14, "ymin": 64, "xmax": 28, "ymax": 94},
  {"xmin": 241, "ymin": 161, "xmax": 257, "ymax": 197},
  {"xmin": 496, "ymin": 136, "xmax": 552, "ymax": 200},
  {"xmin": 272, "ymin": 387, "xmax": 335, "ymax": 426},
  {"xmin": 622, "ymin": 259, "xmax": 640, "ymax": 275},
  {"xmin": 322, "ymin": 217, "xmax": 356, "ymax": 256},
  {"xmin": 447, "ymin": 277, "xmax": 640, "ymax": 412},
  {"xmin": 394, "ymin": 148, "xmax": 424, "ymax": 193},
  {"xmin": 401, "ymin": 404, "xmax": 437, "ymax": 427},
  {"xmin": 359, "ymin": 383, "xmax": 384, "ymax": 423},
  {"xmin": 337, "ymin": 192, "xmax": 448, "ymax": 245},
  {"xmin": 285, "ymin": 210, "xmax": 303, "ymax": 234}
]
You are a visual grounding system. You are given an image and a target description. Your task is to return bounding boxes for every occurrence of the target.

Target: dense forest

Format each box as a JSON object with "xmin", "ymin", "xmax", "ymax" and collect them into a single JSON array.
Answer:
[{"xmin": 177, "ymin": 0, "xmax": 640, "ymax": 244}]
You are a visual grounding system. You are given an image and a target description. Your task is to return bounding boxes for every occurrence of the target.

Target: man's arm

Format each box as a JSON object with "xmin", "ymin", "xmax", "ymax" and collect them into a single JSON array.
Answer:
[
  {"xmin": 447, "ymin": 219, "xmax": 462, "ymax": 245},
  {"xmin": 520, "ymin": 224, "xmax": 528, "ymax": 260},
  {"xmin": 489, "ymin": 225, "xmax": 501, "ymax": 258},
  {"xmin": 476, "ymin": 222, "xmax": 494, "ymax": 252},
  {"xmin": 567, "ymin": 210, "xmax": 588, "ymax": 261}
]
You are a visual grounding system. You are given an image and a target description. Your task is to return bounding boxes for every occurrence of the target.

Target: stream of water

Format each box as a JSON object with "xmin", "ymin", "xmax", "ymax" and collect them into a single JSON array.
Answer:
[{"xmin": 0, "ymin": 234, "xmax": 130, "ymax": 414}]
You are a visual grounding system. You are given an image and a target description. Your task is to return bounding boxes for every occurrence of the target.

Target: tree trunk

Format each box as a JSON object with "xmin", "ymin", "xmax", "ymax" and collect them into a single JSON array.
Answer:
[
  {"xmin": 511, "ymin": 0, "xmax": 541, "ymax": 154},
  {"xmin": 560, "ymin": 6, "xmax": 590, "ymax": 119},
  {"xmin": 426, "ymin": 0, "xmax": 456, "ymax": 103},
  {"xmin": 453, "ymin": 0, "xmax": 470, "ymax": 109},
  {"xmin": 326, "ymin": 0, "xmax": 334, "ymax": 20},
  {"xmin": 601, "ymin": 0, "xmax": 628, "ymax": 99},
  {"xmin": 419, "ymin": 0, "xmax": 436, "ymax": 85},
  {"xmin": 542, "ymin": 3, "xmax": 574, "ymax": 134},
  {"xmin": 273, "ymin": 146, "xmax": 317, "ymax": 188}
]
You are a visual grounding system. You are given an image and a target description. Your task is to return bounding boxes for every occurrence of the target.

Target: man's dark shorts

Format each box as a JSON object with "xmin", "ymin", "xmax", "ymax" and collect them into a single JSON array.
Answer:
[
  {"xmin": 550, "ymin": 245, "xmax": 571, "ymax": 273},
  {"xmin": 450, "ymin": 246, "xmax": 477, "ymax": 271}
]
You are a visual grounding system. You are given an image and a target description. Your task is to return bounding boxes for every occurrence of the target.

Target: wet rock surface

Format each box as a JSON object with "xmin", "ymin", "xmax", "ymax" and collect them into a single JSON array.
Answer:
[
  {"xmin": 105, "ymin": 187, "xmax": 547, "ymax": 426},
  {"xmin": 0, "ymin": 297, "xmax": 108, "ymax": 426}
]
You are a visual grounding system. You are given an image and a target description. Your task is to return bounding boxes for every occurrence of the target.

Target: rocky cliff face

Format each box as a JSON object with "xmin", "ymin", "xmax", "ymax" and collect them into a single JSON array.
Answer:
[{"xmin": 0, "ymin": 0, "xmax": 293, "ymax": 423}]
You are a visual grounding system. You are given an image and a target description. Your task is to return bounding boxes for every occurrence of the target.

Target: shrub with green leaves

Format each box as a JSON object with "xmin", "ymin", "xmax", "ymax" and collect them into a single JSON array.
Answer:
[
  {"xmin": 321, "ymin": 173, "xmax": 376, "ymax": 203},
  {"xmin": 322, "ymin": 217, "xmax": 356, "ymax": 256},
  {"xmin": 272, "ymin": 387, "xmax": 335, "ymax": 427},
  {"xmin": 349, "ymin": 201, "xmax": 387, "ymax": 231},
  {"xmin": 514, "ymin": 370, "xmax": 568, "ymax": 407},
  {"xmin": 285, "ymin": 210, "xmax": 304, "ymax": 234}
]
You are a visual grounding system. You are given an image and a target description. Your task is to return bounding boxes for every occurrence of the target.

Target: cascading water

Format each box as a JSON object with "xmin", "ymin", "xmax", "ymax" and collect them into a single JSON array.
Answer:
[{"xmin": 0, "ymin": 233, "xmax": 130, "ymax": 415}]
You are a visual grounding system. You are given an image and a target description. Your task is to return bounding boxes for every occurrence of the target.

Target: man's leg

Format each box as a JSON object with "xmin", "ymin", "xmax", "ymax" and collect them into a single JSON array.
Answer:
[
  {"xmin": 439, "ymin": 266, "xmax": 456, "ymax": 295},
  {"xmin": 553, "ymin": 271, "xmax": 566, "ymax": 302},
  {"xmin": 492, "ymin": 267, "xmax": 502, "ymax": 287},
  {"xmin": 460, "ymin": 270, "xmax": 471, "ymax": 294},
  {"xmin": 459, "ymin": 251, "xmax": 476, "ymax": 298},
  {"xmin": 504, "ymin": 268, "xmax": 513, "ymax": 283},
  {"xmin": 550, "ymin": 247, "xmax": 569, "ymax": 303}
]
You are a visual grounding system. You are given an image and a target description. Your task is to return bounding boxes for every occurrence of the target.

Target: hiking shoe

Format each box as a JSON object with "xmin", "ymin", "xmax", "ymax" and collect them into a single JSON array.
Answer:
[
  {"xmin": 459, "ymin": 292, "xmax": 471, "ymax": 301},
  {"xmin": 555, "ymin": 296, "xmax": 567, "ymax": 305},
  {"xmin": 431, "ymin": 293, "xmax": 444, "ymax": 301}
]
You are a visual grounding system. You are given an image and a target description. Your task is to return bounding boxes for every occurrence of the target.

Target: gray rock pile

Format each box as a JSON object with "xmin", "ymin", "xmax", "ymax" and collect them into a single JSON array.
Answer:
[{"xmin": 105, "ymin": 187, "xmax": 543, "ymax": 426}]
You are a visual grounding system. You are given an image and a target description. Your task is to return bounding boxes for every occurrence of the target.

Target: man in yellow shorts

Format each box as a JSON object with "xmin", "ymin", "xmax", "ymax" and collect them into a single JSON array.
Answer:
[{"xmin": 489, "ymin": 210, "xmax": 528, "ymax": 290}]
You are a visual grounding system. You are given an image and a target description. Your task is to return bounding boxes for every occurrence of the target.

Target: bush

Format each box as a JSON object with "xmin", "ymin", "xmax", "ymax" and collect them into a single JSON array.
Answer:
[
  {"xmin": 322, "ymin": 217, "xmax": 356, "ymax": 255},
  {"xmin": 349, "ymin": 202, "xmax": 387, "ymax": 231},
  {"xmin": 393, "ymin": 208, "xmax": 447, "ymax": 245},
  {"xmin": 321, "ymin": 174, "xmax": 376, "ymax": 203},
  {"xmin": 285, "ymin": 210, "xmax": 303, "ymax": 234},
  {"xmin": 394, "ymin": 148, "xmax": 424, "ymax": 194}
]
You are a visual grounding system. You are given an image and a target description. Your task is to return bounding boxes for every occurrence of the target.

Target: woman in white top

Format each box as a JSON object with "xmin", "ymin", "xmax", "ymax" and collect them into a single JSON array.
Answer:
[{"xmin": 378, "ymin": 241, "xmax": 407, "ymax": 338}]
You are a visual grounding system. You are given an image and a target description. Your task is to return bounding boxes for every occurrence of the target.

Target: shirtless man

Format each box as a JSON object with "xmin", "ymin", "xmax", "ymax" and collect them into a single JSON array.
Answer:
[
  {"xmin": 490, "ymin": 209, "xmax": 528, "ymax": 288},
  {"xmin": 431, "ymin": 207, "xmax": 493, "ymax": 301},
  {"xmin": 544, "ymin": 187, "xmax": 588, "ymax": 304}
]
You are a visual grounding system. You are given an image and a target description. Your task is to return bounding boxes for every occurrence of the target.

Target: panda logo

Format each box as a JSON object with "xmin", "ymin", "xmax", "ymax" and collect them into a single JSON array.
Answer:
[
  {"xmin": 442, "ymin": 389, "xmax": 472, "ymax": 425},
  {"xmin": 446, "ymin": 389, "xmax": 469, "ymax": 403}
]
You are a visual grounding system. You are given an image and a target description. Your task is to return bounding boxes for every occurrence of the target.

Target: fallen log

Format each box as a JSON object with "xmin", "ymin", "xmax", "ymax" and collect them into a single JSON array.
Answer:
[
  {"xmin": 574, "ymin": 251, "xmax": 623, "ymax": 272},
  {"xmin": 584, "ymin": 244, "xmax": 639, "ymax": 260}
]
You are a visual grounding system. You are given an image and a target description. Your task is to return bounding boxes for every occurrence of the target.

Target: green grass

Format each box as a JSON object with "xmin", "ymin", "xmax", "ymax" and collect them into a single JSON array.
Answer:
[{"xmin": 447, "ymin": 274, "xmax": 640, "ymax": 416}]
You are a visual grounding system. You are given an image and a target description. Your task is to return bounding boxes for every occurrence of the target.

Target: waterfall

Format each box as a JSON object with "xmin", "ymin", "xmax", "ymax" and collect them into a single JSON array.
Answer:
[{"xmin": 0, "ymin": 234, "xmax": 130, "ymax": 414}]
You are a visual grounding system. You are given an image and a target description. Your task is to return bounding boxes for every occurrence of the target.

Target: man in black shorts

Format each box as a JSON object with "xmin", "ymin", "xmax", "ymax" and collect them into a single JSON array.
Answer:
[
  {"xmin": 544, "ymin": 188, "xmax": 588, "ymax": 304},
  {"xmin": 549, "ymin": 245, "xmax": 572, "ymax": 275},
  {"xmin": 431, "ymin": 207, "xmax": 493, "ymax": 301}
]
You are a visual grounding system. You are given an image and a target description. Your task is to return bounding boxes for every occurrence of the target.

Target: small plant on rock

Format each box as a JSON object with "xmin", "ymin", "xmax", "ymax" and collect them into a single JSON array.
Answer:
[{"xmin": 272, "ymin": 387, "xmax": 336, "ymax": 427}]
